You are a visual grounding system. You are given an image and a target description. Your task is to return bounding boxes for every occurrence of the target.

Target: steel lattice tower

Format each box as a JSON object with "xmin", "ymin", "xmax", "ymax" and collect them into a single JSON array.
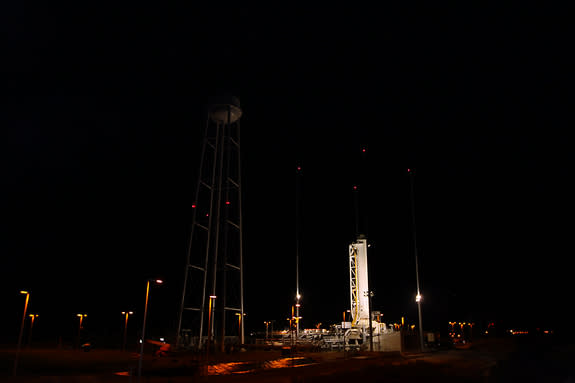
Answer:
[{"xmin": 176, "ymin": 96, "xmax": 244, "ymax": 350}]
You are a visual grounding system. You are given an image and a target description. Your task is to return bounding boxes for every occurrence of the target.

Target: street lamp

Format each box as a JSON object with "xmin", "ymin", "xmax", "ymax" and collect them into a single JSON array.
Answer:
[
  {"xmin": 13, "ymin": 290, "xmax": 30, "ymax": 376},
  {"xmin": 121, "ymin": 311, "xmax": 134, "ymax": 352},
  {"xmin": 27, "ymin": 314, "xmax": 39, "ymax": 348},
  {"xmin": 343, "ymin": 309, "xmax": 351, "ymax": 323},
  {"xmin": 295, "ymin": 293, "xmax": 301, "ymax": 339},
  {"xmin": 364, "ymin": 291, "xmax": 374, "ymax": 352},
  {"xmin": 235, "ymin": 313, "xmax": 242, "ymax": 341},
  {"xmin": 138, "ymin": 279, "xmax": 163, "ymax": 379},
  {"xmin": 235, "ymin": 313, "xmax": 246, "ymax": 345},
  {"xmin": 77, "ymin": 314, "xmax": 87, "ymax": 349},
  {"xmin": 290, "ymin": 305, "xmax": 295, "ymax": 346},
  {"xmin": 264, "ymin": 321, "xmax": 270, "ymax": 341},
  {"xmin": 206, "ymin": 295, "xmax": 216, "ymax": 349}
]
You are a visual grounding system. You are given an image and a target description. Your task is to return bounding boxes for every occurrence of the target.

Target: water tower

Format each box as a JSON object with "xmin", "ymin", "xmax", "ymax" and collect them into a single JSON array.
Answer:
[{"xmin": 176, "ymin": 95, "xmax": 245, "ymax": 350}]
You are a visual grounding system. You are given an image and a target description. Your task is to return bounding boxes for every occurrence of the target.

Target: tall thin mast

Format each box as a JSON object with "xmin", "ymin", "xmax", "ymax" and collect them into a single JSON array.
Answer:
[
  {"xmin": 295, "ymin": 165, "xmax": 303, "ymax": 338},
  {"xmin": 408, "ymin": 168, "xmax": 425, "ymax": 351}
]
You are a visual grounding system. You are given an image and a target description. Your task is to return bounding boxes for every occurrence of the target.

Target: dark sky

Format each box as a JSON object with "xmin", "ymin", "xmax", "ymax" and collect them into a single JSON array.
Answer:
[{"xmin": 2, "ymin": 4, "xmax": 573, "ymax": 343}]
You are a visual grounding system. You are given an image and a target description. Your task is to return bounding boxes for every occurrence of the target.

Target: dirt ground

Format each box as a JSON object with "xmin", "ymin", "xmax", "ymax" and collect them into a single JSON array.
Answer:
[{"xmin": 1, "ymin": 338, "xmax": 573, "ymax": 382}]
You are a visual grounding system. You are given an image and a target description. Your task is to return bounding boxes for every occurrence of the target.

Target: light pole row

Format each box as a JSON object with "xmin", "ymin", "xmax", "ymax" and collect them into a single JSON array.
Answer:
[
  {"xmin": 13, "ymin": 298, "xmax": 140, "ymax": 352},
  {"xmin": 13, "ymin": 278, "xmax": 163, "ymax": 379},
  {"xmin": 13, "ymin": 291, "xmax": 29, "ymax": 376}
]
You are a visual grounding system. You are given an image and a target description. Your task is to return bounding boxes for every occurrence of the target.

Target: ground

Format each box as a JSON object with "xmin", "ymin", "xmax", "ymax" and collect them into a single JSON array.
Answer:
[{"xmin": 1, "ymin": 338, "xmax": 573, "ymax": 382}]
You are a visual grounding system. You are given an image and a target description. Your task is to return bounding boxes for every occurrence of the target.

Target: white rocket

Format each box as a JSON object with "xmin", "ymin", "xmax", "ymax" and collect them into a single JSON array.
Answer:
[{"xmin": 349, "ymin": 235, "xmax": 370, "ymax": 328}]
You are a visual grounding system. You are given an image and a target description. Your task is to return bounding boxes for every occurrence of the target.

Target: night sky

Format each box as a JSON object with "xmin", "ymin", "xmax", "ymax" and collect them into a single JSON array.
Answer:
[{"xmin": 2, "ymin": 4, "xmax": 573, "ymax": 344}]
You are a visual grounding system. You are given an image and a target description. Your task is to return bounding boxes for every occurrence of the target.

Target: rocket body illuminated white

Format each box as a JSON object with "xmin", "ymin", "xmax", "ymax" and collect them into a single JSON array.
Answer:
[{"xmin": 349, "ymin": 236, "xmax": 370, "ymax": 327}]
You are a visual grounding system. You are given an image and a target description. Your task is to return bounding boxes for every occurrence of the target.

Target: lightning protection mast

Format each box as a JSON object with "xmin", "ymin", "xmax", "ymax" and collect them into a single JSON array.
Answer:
[
  {"xmin": 408, "ymin": 168, "xmax": 425, "ymax": 352},
  {"xmin": 295, "ymin": 164, "xmax": 303, "ymax": 339},
  {"xmin": 176, "ymin": 95, "xmax": 244, "ymax": 351}
]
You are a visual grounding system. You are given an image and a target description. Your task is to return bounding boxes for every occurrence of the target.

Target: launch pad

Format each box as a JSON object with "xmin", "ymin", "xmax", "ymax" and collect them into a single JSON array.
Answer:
[
  {"xmin": 270, "ymin": 234, "xmax": 404, "ymax": 353},
  {"xmin": 176, "ymin": 97, "xmax": 422, "ymax": 353}
]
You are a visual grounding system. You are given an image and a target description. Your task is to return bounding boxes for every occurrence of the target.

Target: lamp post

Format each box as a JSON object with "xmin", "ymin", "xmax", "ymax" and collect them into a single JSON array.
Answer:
[
  {"xmin": 343, "ymin": 309, "xmax": 351, "ymax": 323},
  {"xmin": 235, "ymin": 313, "xmax": 242, "ymax": 344},
  {"xmin": 364, "ymin": 291, "xmax": 374, "ymax": 352},
  {"xmin": 13, "ymin": 290, "xmax": 29, "ymax": 376},
  {"xmin": 235, "ymin": 313, "xmax": 246, "ymax": 345},
  {"xmin": 138, "ymin": 279, "xmax": 163, "ymax": 379},
  {"xmin": 121, "ymin": 311, "xmax": 134, "ymax": 352},
  {"xmin": 27, "ymin": 314, "xmax": 39, "ymax": 348},
  {"xmin": 290, "ymin": 305, "xmax": 295, "ymax": 346},
  {"xmin": 77, "ymin": 314, "xmax": 87, "ymax": 349},
  {"xmin": 264, "ymin": 321, "xmax": 270, "ymax": 341},
  {"xmin": 295, "ymin": 294, "xmax": 301, "ymax": 339},
  {"xmin": 206, "ymin": 295, "xmax": 216, "ymax": 355}
]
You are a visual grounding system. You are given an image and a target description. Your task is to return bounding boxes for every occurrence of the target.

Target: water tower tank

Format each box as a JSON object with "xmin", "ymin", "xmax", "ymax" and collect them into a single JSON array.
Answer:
[{"xmin": 209, "ymin": 95, "xmax": 242, "ymax": 124}]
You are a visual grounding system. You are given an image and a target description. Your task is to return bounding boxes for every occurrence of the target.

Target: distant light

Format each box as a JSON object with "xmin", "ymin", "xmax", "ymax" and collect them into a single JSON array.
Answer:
[
  {"xmin": 155, "ymin": 279, "xmax": 163, "ymax": 284},
  {"xmin": 159, "ymin": 337, "xmax": 165, "ymax": 342},
  {"xmin": 362, "ymin": 148, "xmax": 366, "ymax": 153},
  {"xmin": 407, "ymin": 168, "xmax": 411, "ymax": 173},
  {"xmin": 205, "ymin": 213, "xmax": 209, "ymax": 217},
  {"xmin": 20, "ymin": 291, "xmax": 28, "ymax": 294},
  {"xmin": 210, "ymin": 295, "xmax": 217, "ymax": 299},
  {"xmin": 296, "ymin": 293, "xmax": 301, "ymax": 300},
  {"xmin": 415, "ymin": 294, "xmax": 422, "ymax": 303},
  {"xmin": 191, "ymin": 204, "xmax": 196, "ymax": 208},
  {"xmin": 225, "ymin": 201, "xmax": 230, "ymax": 205},
  {"xmin": 297, "ymin": 166, "xmax": 302, "ymax": 171},
  {"xmin": 353, "ymin": 185, "xmax": 358, "ymax": 190}
]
